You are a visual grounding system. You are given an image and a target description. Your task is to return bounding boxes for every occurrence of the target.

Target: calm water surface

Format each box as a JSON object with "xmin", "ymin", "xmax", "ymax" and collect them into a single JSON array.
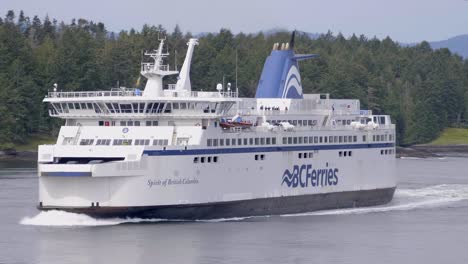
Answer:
[{"xmin": 1, "ymin": 157, "xmax": 467, "ymax": 264}]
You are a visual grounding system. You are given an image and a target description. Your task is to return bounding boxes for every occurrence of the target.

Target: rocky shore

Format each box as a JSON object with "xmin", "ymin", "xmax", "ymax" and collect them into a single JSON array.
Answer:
[
  {"xmin": 397, "ymin": 144, "xmax": 468, "ymax": 158},
  {"xmin": 0, "ymin": 150, "xmax": 37, "ymax": 160}
]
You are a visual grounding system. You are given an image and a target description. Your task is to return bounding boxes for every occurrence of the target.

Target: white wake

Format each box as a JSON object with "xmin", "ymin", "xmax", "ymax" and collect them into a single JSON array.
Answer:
[
  {"xmin": 282, "ymin": 184, "xmax": 468, "ymax": 217},
  {"xmin": 20, "ymin": 210, "xmax": 168, "ymax": 227},
  {"xmin": 20, "ymin": 184, "xmax": 468, "ymax": 226}
]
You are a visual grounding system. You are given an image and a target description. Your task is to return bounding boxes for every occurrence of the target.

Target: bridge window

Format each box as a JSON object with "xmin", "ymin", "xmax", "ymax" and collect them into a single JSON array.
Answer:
[
  {"xmin": 207, "ymin": 139, "xmax": 212, "ymax": 147},
  {"xmin": 153, "ymin": 139, "xmax": 169, "ymax": 146},
  {"xmin": 96, "ymin": 139, "xmax": 111, "ymax": 145},
  {"xmin": 135, "ymin": 139, "xmax": 150, "ymax": 146},
  {"xmin": 113, "ymin": 139, "xmax": 132, "ymax": 145},
  {"xmin": 120, "ymin": 104, "xmax": 132, "ymax": 113},
  {"xmin": 80, "ymin": 139, "xmax": 94, "ymax": 145}
]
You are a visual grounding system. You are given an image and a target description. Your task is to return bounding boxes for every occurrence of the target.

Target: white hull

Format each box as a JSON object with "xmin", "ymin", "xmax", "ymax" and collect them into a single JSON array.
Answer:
[{"xmin": 38, "ymin": 142, "xmax": 396, "ymax": 218}]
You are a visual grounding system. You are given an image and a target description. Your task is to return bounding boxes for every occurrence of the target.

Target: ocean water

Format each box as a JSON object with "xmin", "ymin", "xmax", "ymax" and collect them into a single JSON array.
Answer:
[{"xmin": 1, "ymin": 157, "xmax": 468, "ymax": 264}]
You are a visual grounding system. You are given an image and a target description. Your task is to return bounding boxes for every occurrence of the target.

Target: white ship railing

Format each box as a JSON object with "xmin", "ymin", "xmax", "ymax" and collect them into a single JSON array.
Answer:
[
  {"xmin": 163, "ymin": 90, "xmax": 238, "ymax": 98},
  {"xmin": 47, "ymin": 89, "xmax": 141, "ymax": 98},
  {"xmin": 141, "ymin": 63, "xmax": 169, "ymax": 72},
  {"xmin": 221, "ymin": 124, "xmax": 395, "ymax": 133},
  {"xmin": 47, "ymin": 90, "xmax": 238, "ymax": 99}
]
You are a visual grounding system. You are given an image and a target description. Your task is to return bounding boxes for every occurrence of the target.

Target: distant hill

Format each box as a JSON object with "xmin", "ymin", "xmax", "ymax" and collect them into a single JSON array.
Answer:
[
  {"xmin": 429, "ymin": 35, "xmax": 468, "ymax": 58},
  {"xmin": 194, "ymin": 29, "xmax": 468, "ymax": 58}
]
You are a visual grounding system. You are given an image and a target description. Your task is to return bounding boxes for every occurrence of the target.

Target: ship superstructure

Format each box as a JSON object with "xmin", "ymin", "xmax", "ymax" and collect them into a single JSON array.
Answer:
[{"xmin": 37, "ymin": 33, "xmax": 396, "ymax": 219}]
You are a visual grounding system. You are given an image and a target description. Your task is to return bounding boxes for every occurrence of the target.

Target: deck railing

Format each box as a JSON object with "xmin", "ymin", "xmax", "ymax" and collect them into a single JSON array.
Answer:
[
  {"xmin": 47, "ymin": 89, "xmax": 238, "ymax": 99},
  {"xmin": 47, "ymin": 88, "xmax": 142, "ymax": 98}
]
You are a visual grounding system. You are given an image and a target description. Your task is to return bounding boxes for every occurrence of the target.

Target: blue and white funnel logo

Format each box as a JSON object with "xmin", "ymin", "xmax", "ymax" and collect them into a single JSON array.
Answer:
[
  {"xmin": 282, "ymin": 164, "xmax": 339, "ymax": 188},
  {"xmin": 281, "ymin": 64, "xmax": 303, "ymax": 99}
]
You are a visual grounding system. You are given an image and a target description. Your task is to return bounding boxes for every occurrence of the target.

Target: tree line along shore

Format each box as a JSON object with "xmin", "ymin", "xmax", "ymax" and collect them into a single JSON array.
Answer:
[{"xmin": 0, "ymin": 10, "xmax": 468, "ymax": 152}]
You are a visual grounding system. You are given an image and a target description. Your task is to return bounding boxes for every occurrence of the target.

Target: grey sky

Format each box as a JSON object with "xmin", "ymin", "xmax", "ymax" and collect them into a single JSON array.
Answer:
[{"xmin": 1, "ymin": 0, "xmax": 467, "ymax": 42}]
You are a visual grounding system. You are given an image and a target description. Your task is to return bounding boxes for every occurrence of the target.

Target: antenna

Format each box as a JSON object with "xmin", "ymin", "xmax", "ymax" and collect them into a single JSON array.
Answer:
[
  {"xmin": 222, "ymin": 75, "xmax": 225, "ymax": 92},
  {"xmin": 290, "ymin": 30, "xmax": 296, "ymax": 49},
  {"xmin": 235, "ymin": 49, "xmax": 238, "ymax": 90}
]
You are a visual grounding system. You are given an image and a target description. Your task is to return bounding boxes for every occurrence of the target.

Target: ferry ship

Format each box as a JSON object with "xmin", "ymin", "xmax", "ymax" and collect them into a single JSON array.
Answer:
[{"xmin": 37, "ymin": 33, "xmax": 397, "ymax": 219}]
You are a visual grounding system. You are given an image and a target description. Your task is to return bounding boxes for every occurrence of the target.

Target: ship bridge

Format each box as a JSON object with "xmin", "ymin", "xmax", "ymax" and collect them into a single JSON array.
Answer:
[
  {"xmin": 44, "ymin": 88, "xmax": 239, "ymax": 119},
  {"xmin": 44, "ymin": 37, "xmax": 239, "ymax": 119}
]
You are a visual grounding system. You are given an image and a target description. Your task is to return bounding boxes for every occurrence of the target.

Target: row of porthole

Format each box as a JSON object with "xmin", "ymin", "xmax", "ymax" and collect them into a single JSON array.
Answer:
[
  {"xmin": 298, "ymin": 152, "xmax": 314, "ymax": 159},
  {"xmin": 193, "ymin": 156, "xmax": 218, "ymax": 163},
  {"xmin": 381, "ymin": 149, "xmax": 394, "ymax": 155},
  {"xmin": 339, "ymin": 151, "xmax": 353, "ymax": 157}
]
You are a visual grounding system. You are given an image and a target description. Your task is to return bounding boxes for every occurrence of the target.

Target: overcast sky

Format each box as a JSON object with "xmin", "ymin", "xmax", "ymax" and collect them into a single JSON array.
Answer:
[{"xmin": 1, "ymin": 0, "xmax": 467, "ymax": 42}]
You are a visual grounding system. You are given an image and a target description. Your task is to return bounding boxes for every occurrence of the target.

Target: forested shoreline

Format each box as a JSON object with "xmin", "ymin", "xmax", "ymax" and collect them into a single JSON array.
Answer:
[{"xmin": 0, "ymin": 10, "xmax": 467, "ymax": 150}]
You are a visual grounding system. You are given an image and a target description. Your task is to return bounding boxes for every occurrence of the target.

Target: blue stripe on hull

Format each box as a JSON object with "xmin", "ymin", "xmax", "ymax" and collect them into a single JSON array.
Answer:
[{"xmin": 143, "ymin": 143, "xmax": 395, "ymax": 156}]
